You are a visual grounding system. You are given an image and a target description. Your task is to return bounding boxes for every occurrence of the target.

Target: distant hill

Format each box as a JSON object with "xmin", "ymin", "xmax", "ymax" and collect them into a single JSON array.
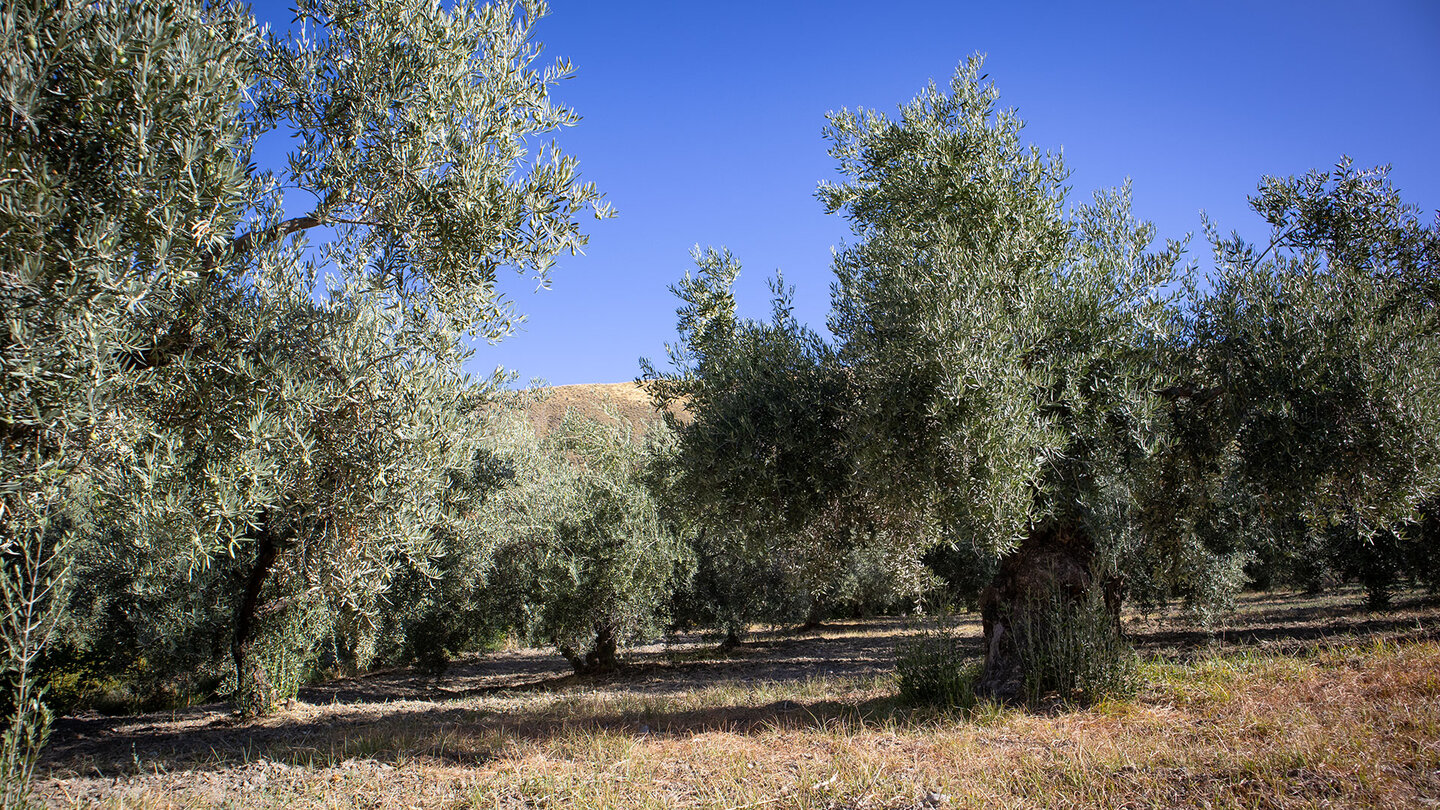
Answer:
[{"xmin": 518, "ymin": 382, "xmax": 687, "ymax": 438}]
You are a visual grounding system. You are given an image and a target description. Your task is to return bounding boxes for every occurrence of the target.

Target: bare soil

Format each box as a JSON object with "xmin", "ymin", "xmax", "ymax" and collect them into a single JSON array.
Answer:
[{"xmin": 32, "ymin": 588, "xmax": 1440, "ymax": 808}]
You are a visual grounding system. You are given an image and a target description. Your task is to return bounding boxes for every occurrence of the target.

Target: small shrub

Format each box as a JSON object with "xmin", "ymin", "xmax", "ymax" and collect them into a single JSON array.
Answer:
[
  {"xmin": 407, "ymin": 619, "xmax": 454, "ymax": 678},
  {"xmin": 895, "ymin": 624, "xmax": 981, "ymax": 710},
  {"xmin": 1012, "ymin": 587, "xmax": 1138, "ymax": 706}
]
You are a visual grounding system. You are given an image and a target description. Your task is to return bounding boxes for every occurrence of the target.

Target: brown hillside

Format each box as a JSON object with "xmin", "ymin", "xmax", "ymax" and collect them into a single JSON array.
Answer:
[{"xmin": 520, "ymin": 382, "xmax": 687, "ymax": 437}]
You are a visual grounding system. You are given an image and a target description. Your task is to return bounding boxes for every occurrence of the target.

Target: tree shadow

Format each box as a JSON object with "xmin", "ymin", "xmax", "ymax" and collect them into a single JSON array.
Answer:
[
  {"xmin": 41, "ymin": 620, "xmax": 934, "ymax": 776},
  {"xmin": 39, "ymin": 591, "xmax": 1440, "ymax": 779},
  {"xmin": 1128, "ymin": 590, "xmax": 1440, "ymax": 657},
  {"xmin": 42, "ymin": 688, "xmax": 911, "ymax": 777},
  {"xmin": 300, "ymin": 623, "xmax": 926, "ymax": 706}
]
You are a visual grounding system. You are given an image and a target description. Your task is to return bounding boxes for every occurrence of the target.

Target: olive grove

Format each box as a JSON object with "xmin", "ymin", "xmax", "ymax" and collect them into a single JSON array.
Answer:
[
  {"xmin": 3, "ymin": 5, "xmax": 1438, "ymax": 805},
  {"xmin": 656, "ymin": 58, "xmax": 1440, "ymax": 703}
]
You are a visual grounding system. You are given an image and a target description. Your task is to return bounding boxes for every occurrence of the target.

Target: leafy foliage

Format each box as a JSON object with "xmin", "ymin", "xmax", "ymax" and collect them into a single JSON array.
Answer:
[
  {"xmin": 245, "ymin": 0, "xmax": 609, "ymax": 340},
  {"xmin": 644, "ymin": 250, "xmax": 927, "ymax": 639},
  {"xmin": 0, "ymin": 0, "xmax": 254, "ymax": 798},
  {"xmin": 823, "ymin": 56, "xmax": 1185, "ymax": 566},
  {"xmin": 3, "ymin": 0, "xmax": 610, "ymax": 737},
  {"xmin": 115, "ymin": 0, "xmax": 606, "ymax": 715},
  {"xmin": 1151, "ymin": 160, "xmax": 1440, "ymax": 612},
  {"xmin": 478, "ymin": 407, "xmax": 688, "ymax": 673}
]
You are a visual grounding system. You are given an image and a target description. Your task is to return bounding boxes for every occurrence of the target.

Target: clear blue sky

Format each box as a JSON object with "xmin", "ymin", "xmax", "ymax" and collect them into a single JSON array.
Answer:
[{"xmin": 252, "ymin": 1, "xmax": 1440, "ymax": 386}]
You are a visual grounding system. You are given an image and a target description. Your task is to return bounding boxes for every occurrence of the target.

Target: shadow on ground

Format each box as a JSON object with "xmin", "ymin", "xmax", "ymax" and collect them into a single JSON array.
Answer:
[{"xmin": 40, "ymin": 589, "xmax": 1440, "ymax": 778}]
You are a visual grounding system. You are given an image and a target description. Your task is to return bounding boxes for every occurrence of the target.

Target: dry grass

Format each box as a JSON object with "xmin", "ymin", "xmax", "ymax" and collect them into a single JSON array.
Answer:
[
  {"xmin": 33, "ymin": 590, "xmax": 1440, "ymax": 808},
  {"xmin": 520, "ymin": 382, "xmax": 686, "ymax": 439}
]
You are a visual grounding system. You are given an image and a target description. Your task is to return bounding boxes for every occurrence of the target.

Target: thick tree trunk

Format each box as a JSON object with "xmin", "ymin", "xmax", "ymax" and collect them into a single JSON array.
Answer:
[
  {"xmin": 799, "ymin": 601, "xmax": 826, "ymax": 632},
  {"xmin": 558, "ymin": 623, "xmax": 620, "ymax": 675},
  {"xmin": 974, "ymin": 523, "xmax": 1120, "ymax": 703},
  {"xmin": 232, "ymin": 516, "xmax": 281, "ymax": 717},
  {"xmin": 589, "ymin": 623, "xmax": 618, "ymax": 672}
]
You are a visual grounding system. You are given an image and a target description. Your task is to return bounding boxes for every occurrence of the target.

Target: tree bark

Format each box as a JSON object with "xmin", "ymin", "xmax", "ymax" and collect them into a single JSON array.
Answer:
[
  {"xmin": 557, "ymin": 623, "xmax": 620, "ymax": 675},
  {"xmin": 232, "ymin": 515, "xmax": 281, "ymax": 717},
  {"xmin": 974, "ymin": 523, "xmax": 1119, "ymax": 703},
  {"xmin": 799, "ymin": 601, "xmax": 826, "ymax": 632},
  {"xmin": 589, "ymin": 623, "xmax": 618, "ymax": 672},
  {"xmin": 556, "ymin": 642, "xmax": 584, "ymax": 674}
]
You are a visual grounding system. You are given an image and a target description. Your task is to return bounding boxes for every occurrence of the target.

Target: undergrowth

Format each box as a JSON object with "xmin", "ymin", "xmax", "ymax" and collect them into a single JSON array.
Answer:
[
  {"xmin": 1013, "ymin": 588, "xmax": 1139, "ymax": 706},
  {"xmin": 894, "ymin": 622, "xmax": 981, "ymax": 711}
]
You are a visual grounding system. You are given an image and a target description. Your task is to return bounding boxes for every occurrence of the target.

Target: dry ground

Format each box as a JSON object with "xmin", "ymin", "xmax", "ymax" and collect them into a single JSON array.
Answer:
[
  {"xmin": 517, "ymin": 382, "xmax": 684, "ymax": 438},
  {"xmin": 33, "ymin": 589, "xmax": 1440, "ymax": 808}
]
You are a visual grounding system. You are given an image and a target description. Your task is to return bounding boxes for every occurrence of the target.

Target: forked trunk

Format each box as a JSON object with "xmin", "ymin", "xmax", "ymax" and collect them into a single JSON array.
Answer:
[{"xmin": 974, "ymin": 523, "xmax": 1121, "ymax": 703}]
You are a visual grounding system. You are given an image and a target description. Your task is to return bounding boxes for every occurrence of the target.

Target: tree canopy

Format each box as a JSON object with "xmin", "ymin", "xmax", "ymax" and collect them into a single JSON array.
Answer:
[
  {"xmin": 2, "ymin": 3, "xmax": 611, "ymax": 772},
  {"xmin": 653, "ymin": 57, "xmax": 1440, "ymax": 703},
  {"xmin": 4, "ymin": 14, "xmax": 1440, "ymax": 806}
]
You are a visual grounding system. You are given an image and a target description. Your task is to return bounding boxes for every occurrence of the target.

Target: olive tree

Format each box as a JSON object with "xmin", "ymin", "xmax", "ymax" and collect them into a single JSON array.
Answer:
[
  {"xmin": 644, "ymin": 250, "xmax": 926, "ymax": 642},
  {"xmin": 478, "ymin": 407, "xmax": 688, "ymax": 674},
  {"xmin": 4, "ymin": 0, "xmax": 610, "ymax": 728},
  {"xmin": 135, "ymin": 0, "xmax": 607, "ymax": 715},
  {"xmin": 358, "ymin": 405, "xmax": 533, "ymax": 675},
  {"xmin": 823, "ymin": 58, "xmax": 1186, "ymax": 701},
  {"xmin": 1, "ymin": 0, "xmax": 254, "ymax": 796},
  {"xmin": 124, "ymin": 287, "xmax": 500, "ymax": 714},
  {"xmin": 1155, "ymin": 161, "xmax": 1440, "ymax": 611}
]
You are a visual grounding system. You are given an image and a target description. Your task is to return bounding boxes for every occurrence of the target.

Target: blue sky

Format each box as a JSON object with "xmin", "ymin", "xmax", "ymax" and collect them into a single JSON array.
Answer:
[{"xmin": 252, "ymin": 1, "xmax": 1440, "ymax": 386}]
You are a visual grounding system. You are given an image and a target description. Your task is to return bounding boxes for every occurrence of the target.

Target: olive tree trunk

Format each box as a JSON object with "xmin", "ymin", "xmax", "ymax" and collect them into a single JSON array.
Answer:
[
  {"xmin": 232, "ymin": 516, "xmax": 282, "ymax": 716},
  {"xmin": 974, "ymin": 524, "xmax": 1122, "ymax": 703},
  {"xmin": 558, "ymin": 623, "xmax": 619, "ymax": 675}
]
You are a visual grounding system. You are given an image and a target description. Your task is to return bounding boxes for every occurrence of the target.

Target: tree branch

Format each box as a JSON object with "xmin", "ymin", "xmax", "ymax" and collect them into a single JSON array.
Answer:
[
  {"xmin": 1156, "ymin": 383, "xmax": 1222, "ymax": 406},
  {"xmin": 231, "ymin": 215, "xmax": 322, "ymax": 257}
]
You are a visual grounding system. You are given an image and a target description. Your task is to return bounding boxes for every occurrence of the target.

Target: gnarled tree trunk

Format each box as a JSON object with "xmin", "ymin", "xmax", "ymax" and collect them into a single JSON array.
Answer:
[
  {"xmin": 974, "ymin": 523, "xmax": 1121, "ymax": 703},
  {"xmin": 558, "ymin": 622, "xmax": 619, "ymax": 675}
]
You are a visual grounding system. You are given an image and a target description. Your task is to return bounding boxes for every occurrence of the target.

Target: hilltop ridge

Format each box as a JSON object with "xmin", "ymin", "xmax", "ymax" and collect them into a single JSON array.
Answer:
[{"xmin": 518, "ymin": 381, "xmax": 686, "ymax": 437}]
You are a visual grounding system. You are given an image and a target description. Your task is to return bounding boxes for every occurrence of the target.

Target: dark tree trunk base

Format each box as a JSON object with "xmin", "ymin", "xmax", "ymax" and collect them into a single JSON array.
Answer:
[
  {"xmin": 718, "ymin": 629, "xmax": 742, "ymax": 652},
  {"xmin": 559, "ymin": 624, "xmax": 620, "ymax": 675},
  {"xmin": 799, "ymin": 602, "xmax": 826, "ymax": 632},
  {"xmin": 975, "ymin": 523, "xmax": 1118, "ymax": 704},
  {"xmin": 232, "ymin": 517, "xmax": 281, "ymax": 717}
]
